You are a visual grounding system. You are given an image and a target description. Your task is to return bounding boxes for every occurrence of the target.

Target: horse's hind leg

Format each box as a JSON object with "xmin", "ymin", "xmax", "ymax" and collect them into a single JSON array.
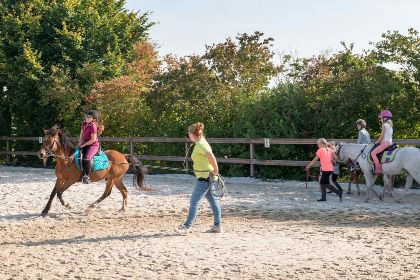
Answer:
[
  {"xmin": 114, "ymin": 177, "xmax": 128, "ymax": 212},
  {"xmin": 395, "ymin": 175, "xmax": 414, "ymax": 203},
  {"xmin": 87, "ymin": 179, "xmax": 113, "ymax": 210}
]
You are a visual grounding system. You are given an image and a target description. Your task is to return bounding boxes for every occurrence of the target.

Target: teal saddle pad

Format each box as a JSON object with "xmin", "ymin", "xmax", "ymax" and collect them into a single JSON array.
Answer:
[{"xmin": 75, "ymin": 147, "xmax": 110, "ymax": 171}]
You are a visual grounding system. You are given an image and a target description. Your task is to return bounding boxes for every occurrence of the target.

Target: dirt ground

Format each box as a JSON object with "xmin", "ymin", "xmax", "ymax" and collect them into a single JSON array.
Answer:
[{"xmin": 1, "ymin": 166, "xmax": 420, "ymax": 280}]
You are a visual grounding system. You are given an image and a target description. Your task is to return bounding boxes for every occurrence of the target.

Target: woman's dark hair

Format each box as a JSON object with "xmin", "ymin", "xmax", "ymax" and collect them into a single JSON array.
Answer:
[{"xmin": 86, "ymin": 110, "xmax": 104, "ymax": 135}]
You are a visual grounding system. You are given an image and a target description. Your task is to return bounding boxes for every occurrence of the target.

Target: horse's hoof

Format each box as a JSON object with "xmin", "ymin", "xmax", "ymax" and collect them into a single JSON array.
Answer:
[
  {"xmin": 118, "ymin": 208, "xmax": 127, "ymax": 213},
  {"xmin": 357, "ymin": 192, "xmax": 361, "ymax": 196},
  {"xmin": 85, "ymin": 205, "xmax": 95, "ymax": 213},
  {"xmin": 64, "ymin": 204, "xmax": 72, "ymax": 210},
  {"xmin": 41, "ymin": 212, "xmax": 48, "ymax": 218},
  {"xmin": 141, "ymin": 186, "xmax": 154, "ymax": 192},
  {"xmin": 364, "ymin": 198, "xmax": 370, "ymax": 203},
  {"xmin": 347, "ymin": 191, "xmax": 352, "ymax": 195}
]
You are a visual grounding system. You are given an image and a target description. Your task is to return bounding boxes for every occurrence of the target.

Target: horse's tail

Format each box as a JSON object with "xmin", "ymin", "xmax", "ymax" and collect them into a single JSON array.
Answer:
[{"xmin": 125, "ymin": 155, "xmax": 151, "ymax": 191}]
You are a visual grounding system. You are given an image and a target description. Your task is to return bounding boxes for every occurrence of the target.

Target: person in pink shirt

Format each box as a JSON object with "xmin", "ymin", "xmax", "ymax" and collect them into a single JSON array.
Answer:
[
  {"xmin": 305, "ymin": 138, "xmax": 343, "ymax": 202},
  {"xmin": 78, "ymin": 110, "xmax": 103, "ymax": 184}
]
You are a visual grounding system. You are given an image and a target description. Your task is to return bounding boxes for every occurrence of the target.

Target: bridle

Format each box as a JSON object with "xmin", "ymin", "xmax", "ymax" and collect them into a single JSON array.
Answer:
[
  {"xmin": 336, "ymin": 142, "xmax": 368, "ymax": 163},
  {"xmin": 335, "ymin": 143, "xmax": 344, "ymax": 163},
  {"xmin": 42, "ymin": 135, "xmax": 59, "ymax": 158}
]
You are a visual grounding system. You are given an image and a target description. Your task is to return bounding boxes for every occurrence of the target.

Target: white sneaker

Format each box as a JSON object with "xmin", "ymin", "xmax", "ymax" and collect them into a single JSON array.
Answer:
[
  {"xmin": 175, "ymin": 224, "xmax": 190, "ymax": 234},
  {"xmin": 207, "ymin": 224, "xmax": 223, "ymax": 233}
]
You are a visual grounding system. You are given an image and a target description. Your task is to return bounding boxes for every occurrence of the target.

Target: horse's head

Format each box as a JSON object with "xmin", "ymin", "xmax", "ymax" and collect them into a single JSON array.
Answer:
[
  {"xmin": 335, "ymin": 142, "xmax": 349, "ymax": 164},
  {"xmin": 38, "ymin": 126, "xmax": 64, "ymax": 164}
]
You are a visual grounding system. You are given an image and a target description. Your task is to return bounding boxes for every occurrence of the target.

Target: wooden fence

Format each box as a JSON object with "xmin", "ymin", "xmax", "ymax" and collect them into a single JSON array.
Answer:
[{"xmin": 1, "ymin": 137, "xmax": 420, "ymax": 177}]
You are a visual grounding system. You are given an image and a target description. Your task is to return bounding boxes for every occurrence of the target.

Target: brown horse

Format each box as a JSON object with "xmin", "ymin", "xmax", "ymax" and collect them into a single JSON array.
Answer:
[
  {"xmin": 346, "ymin": 161, "xmax": 363, "ymax": 195},
  {"xmin": 38, "ymin": 126, "xmax": 148, "ymax": 217}
]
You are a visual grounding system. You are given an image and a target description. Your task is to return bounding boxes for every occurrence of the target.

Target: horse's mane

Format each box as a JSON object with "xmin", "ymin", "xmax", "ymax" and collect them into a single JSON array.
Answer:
[{"xmin": 46, "ymin": 125, "xmax": 76, "ymax": 155}]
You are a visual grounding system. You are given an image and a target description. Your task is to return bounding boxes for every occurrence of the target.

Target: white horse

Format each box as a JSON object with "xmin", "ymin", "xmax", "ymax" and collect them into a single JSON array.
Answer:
[{"xmin": 337, "ymin": 143, "xmax": 420, "ymax": 202}]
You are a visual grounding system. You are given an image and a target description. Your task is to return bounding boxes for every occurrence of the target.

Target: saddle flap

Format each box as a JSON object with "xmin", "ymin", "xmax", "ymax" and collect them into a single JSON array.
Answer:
[
  {"xmin": 75, "ymin": 147, "xmax": 109, "ymax": 171},
  {"xmin": 368, "ymin": 144, "xmax": 399, "ymax": 164}
]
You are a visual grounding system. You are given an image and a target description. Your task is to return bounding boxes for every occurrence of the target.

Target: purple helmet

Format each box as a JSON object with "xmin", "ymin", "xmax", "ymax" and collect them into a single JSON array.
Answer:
[{"xmin": 379, "ymin": 110, "xmax": 392, "ymax": 119}]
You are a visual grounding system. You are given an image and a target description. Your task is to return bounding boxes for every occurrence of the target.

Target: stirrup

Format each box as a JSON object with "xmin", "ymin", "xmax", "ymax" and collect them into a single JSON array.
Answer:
[{"xmin": 82, "ymin": 175, "xmax": 91, "ymax": 184}]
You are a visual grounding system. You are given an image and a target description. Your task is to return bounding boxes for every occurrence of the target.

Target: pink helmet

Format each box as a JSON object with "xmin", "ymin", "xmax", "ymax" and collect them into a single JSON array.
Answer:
[{"xmin": 379, "ymin": 110, "xmax": 392, "ymax": 119}]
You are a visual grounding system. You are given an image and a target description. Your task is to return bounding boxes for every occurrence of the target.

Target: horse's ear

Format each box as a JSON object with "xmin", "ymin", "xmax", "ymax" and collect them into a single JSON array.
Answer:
[{"xmin": 44, "ymin": 128, "xmax": 48, "ymax": 135}]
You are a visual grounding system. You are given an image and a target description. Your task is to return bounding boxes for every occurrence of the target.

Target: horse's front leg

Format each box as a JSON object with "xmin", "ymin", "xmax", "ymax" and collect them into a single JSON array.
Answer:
[
  {"xmin": 355, "ymin": 172, "xmax": 361, "ymax": 196},
  {"xmin": 395, "ymin": 175, "xmax": 413, "ymax": 203},
  {"xmin": 41, "ymin": 179, "xmax": 63, "ymax": 217},
  {"xmin": 381, "ymin": 175, "xmax": 393, "ymax": 199},
  {"xmin": 364, "ymin": 174, "xmax": 380, "ymax": 202},
  {"xmin": 56, "ymin": 180, "xmax": 77, "ymax": 209},
  {"xmin": 347, "ymin": 173, "xmax": 353, "ymax": 194}
]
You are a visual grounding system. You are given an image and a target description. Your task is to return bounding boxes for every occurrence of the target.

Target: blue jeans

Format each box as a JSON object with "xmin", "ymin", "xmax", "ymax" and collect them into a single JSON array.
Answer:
[{"xmin": 184, "ymin": 180, "xmax": 222, "ymax": 228}]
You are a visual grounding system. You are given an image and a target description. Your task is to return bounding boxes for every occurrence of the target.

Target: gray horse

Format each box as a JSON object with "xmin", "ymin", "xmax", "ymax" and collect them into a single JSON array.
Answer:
[{"xmin": 337, "ymin": 143, "xmax": 418, "ymax": 202}]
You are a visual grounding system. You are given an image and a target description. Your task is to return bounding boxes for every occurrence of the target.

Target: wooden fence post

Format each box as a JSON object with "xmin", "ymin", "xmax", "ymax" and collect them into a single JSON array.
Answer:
[
  {"xmin": 250, "ymin": 142, "xmax": 254, "ymax": 177},
  {"xmin": 184, "ymin": 142, "xmax": 189, "ymax": 170},
  {"xmin": 6, "ymin": 140, "xmax": 11, "ymax": 165},
  {"xmin": 130, "ymin": 140, "xmax": 134, "ymax": 156}
]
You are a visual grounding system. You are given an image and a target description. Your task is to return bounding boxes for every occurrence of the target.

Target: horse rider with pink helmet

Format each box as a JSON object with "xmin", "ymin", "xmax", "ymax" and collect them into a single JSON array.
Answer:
[{"xmin": 371, "ymin": 110, "xmax": 394, "ymax": 174}]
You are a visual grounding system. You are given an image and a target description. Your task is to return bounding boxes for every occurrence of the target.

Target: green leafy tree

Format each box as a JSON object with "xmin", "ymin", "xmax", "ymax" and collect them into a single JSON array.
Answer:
[
  {"xmin": 88, "ymin": 41, "xmax": 159, "ymax": 137},
  {"xmin": 372, "ymin": 28, "xmax": 420, "ymax": 137},
  {"xmin": 0, "ymin": 0, "xmax": 152, "ymax": 136},
  {"xmin": 147, "ymin": 32, "xmax": 278, "ymax": 137}
]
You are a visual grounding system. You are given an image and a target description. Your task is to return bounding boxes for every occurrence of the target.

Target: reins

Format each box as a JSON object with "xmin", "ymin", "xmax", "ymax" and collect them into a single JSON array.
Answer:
[{"xmin": 353, "ymin": 145, "xmax": 368, "ymax": 162}]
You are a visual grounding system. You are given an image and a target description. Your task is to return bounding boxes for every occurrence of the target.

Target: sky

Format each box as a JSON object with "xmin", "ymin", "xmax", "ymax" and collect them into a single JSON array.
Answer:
[{"xmin": 124, "ymin": 0, "xmax": 420, "ymax": 59}]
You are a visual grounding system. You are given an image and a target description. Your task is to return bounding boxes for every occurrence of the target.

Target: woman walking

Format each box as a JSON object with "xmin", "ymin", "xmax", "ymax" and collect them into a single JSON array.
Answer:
[{"xmin": 176, "ymin": 122, "xmax": 222, "ymax": 234}]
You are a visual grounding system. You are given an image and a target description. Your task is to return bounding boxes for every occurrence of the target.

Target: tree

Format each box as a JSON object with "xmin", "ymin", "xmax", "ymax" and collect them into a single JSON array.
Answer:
[
  {"xmin": 147, "ymin": 32, "xmax": 279, "ymax": 138},
  {"xmin": 0, "ymin": 0, "xmax": 152, "ymax": 136},
  {"xmin": 88, "ymin": 41, "xmax": 160, "ymax": 137},
  {"xmin": 372, "ymin": 28, "xmax": 420, "ymax": 137}
]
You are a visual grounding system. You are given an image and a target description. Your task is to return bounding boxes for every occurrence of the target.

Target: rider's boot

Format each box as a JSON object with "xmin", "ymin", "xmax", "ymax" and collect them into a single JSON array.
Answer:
[{"xmin": 82, "ymin": 159, "xmax": 91, "ymax": 184}]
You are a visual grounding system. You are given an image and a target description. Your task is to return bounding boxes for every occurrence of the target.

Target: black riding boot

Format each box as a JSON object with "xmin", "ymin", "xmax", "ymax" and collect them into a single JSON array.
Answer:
[
  {"xmin": 327, "ymin": 184, "xmax": 343, "ymax": 202},
  {"xmin": 334, "ymin": 182, "xmax": 343, "ymax": 192},
  {"xmin": 82, "ymin": 159, "xmax": 91, "ymax": 184}
]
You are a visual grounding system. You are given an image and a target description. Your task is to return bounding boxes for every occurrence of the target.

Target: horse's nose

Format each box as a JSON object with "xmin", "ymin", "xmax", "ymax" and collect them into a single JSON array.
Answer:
[{"xmin": 38, "ymin": 149, "xmax": 45, "ymax": 159}]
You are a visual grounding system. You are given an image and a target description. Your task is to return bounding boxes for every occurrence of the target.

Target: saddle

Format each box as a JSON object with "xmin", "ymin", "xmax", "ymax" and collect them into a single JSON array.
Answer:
[
  {"xmin": 75, "ymin": 147, "xmax": 110, "ymax": 172},
  {"xmin": 368, "ymin": 143, "xmax": 399, "ymax": 165}
]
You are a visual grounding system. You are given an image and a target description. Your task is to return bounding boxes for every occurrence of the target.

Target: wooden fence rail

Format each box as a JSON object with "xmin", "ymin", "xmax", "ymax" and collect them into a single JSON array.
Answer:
[{"xmin": 1, "ymin": 137, "xmax": 420, "ymax": 177}]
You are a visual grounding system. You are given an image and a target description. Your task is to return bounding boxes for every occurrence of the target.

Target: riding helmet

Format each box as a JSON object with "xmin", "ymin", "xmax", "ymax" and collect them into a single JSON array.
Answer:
[
  {"xmin": 86, "ymin": 110, "xmax": 99, "ymax": 121},
  {"xmin": 355, "ymin": 119, "xmax": 366, "ymax": 127}
]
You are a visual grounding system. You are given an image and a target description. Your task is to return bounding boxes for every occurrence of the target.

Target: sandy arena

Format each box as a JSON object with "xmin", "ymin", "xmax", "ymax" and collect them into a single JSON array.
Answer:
[{"xmin": 1, "ymin": 166, "xmax": 420, "ymax": 279}]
